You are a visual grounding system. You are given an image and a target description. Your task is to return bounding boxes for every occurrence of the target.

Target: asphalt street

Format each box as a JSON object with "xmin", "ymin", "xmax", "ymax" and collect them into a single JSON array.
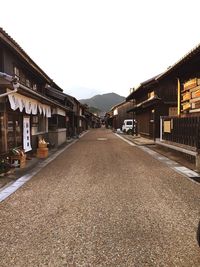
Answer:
[{"xmin": 0, "ymin": 128, "xmax": 200, "ymax": 266}]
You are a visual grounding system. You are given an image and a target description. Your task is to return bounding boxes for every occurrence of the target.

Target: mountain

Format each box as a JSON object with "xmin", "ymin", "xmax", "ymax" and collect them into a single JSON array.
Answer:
[
  {"xmin": 79, "ymin": 92, "xmax": 125, "ymax": 112},
  {"xmin": 88, "ymin": 106, "xmax": 102, "ymax": 114}
]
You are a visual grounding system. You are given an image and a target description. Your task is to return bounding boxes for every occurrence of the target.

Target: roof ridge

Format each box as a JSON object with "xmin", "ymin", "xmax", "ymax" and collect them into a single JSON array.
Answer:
[
  {"xmin": 0, "ymin": 27, "xmax": 31, "ymax": 61},
  {"xmin": 157, "ymin": 42, "xmax": 200, "ymax": 80},
  {"xmin": 0, "ymin": 27, "xmax": 53, "ymax": 83}
]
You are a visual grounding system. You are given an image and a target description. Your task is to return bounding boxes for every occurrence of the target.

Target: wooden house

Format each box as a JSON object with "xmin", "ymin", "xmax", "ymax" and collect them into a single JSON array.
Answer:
[
  {"xmin": 104, "ymin": 111, "xmax": 113, "ymax": 129},
  {"xmin": 126, "ymin": 75, "xmax": 177, "ymax": 139},
  {"xmin": 82, "ymin": 107, "xmax": 99, "ymax": 129},
  {"xmin": 45, "ymin": 84, "xmax": 74, "ymax": 145},
  {"xmin": 79, "ymin": 104, "xmax": 88, "ymax": 133},
  {"xmin": 0, "ymin": 28, "xmax": 73, "ymax": 156},
  {"xmin": 70, "ymin": 99, "xmax": 85, "ymax": 136},
  {"xmin": 158, "ymin": 43, "xmax": 200, "ymax": 150},
  {"xmin": 110, "ymin": 101, "xmax": 134, "ymax": 130}
]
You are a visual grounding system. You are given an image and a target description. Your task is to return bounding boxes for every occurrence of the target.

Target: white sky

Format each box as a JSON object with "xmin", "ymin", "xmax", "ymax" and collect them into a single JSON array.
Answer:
[{"xmin": 1, "ymin": 0, "xmax": 200, "ymax": 99}]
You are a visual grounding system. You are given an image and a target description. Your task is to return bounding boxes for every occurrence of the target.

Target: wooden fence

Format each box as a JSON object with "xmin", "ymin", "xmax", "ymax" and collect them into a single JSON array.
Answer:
[{"xmin": 161, "ymin": 116, "xmax": 200, "ymax": 148}]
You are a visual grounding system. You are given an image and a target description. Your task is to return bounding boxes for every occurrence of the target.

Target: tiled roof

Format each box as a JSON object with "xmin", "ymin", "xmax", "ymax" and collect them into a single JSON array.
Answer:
[
  {"xmin": 110, "ymin": 100, "xmax": 127, "ymax": 111},
  {"xmin": 127, "ymin": 95, "xmax": 161, "ymax": 113},
  {"xmin": 126, "ymin": 74, "xmax": 160, "ymax": 101},
  {"xmin": 46, "ymin": 86, "xmax": 74, "ymax": 104},
  {"xmin": 0, "ymin": 28, "xmax": 52, "ymax": 83}
]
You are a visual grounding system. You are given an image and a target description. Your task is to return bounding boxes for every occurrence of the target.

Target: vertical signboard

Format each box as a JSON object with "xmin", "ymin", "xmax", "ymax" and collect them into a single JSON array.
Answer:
[{"xmin": 23, "ymin": 116, "xmax": 32, "ymax": 152}]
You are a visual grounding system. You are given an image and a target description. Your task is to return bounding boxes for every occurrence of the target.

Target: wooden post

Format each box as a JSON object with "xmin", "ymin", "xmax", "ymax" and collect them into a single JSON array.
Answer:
[
  {"xmin": 177, "ymin": 78, "xmax": 181, "ymax": 116},
  {"xmin": 195, "ymin": 153, "xmax": 200, "ymax": 172},
  {"xmin": 3, "ymin": 109, "xmax": 7, "ymax": 153},
  {"xmin": 160, "ymin": 116, "xmax": 163, "ymax": 141}
]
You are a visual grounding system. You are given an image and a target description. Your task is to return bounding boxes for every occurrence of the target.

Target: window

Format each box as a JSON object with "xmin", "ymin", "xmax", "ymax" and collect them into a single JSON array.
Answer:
[
  {"xmin": 20, "ymin": 73, "xmax": 26, "ymax": 84},
  {"xmin": 32, "ymin": 84, "xmax": 37, "ymax": 91},
  {"xmin": 32, "ymin": 115, "xmax": 47, "ymax": 133},
  {"xmin": 14, "ymin": 66, "xmax": 20, "ymax": 78},
  {"xmin": 26, "ymin": 79, "xmax": 30, "ymax": 88},
  {"xmin": 48, "ymin": 115, "xmax": 66, "ymax": 130},
  {"xmin": 32, "ymin": 116, "xmax": 38, "ymax": 124},
  {"xmin": 7, "ymin": 113, "xmax": 22, "ymax": 149},
  {"xmin": 169, "ymin": 107, "xmax": 177, "ymax": 116},
  {"xmin": 38, "ymin": 115, "xmax": 47, "ymax": 132},
  {"xmin": 57, "ymin": 115, "xmax": 66, "ymax": 128},
  {"xmin": 148, "ymin": 91, "xmax": 155, "ymax": 98}
]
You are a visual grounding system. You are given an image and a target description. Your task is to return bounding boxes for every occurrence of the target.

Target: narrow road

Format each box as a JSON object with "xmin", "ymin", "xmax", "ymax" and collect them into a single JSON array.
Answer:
[{"xmin": 0, "ymin": 128, "xmax": 200, "ymax": 266}]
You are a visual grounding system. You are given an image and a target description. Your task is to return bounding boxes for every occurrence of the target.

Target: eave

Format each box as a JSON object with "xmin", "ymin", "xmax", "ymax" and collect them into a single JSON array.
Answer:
[
  {"xmin": 126, "ymin": 74, "xmax": 160, "ymax": 101},
  {"xmin": 127, "ymin": 95, "xmax": 161, "ymax": 113}
]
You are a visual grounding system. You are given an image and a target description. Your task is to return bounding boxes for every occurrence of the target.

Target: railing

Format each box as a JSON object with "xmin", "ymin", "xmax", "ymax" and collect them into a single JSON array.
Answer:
[{"xmin": 161, "ymin": 116, "xmax": 200, "ymax": 148}]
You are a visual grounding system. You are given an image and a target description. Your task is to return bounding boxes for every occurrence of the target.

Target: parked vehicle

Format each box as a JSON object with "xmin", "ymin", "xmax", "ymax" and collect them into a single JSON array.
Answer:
[{"xmin": 122, "ymin": 119, "xmax": 136, "ymax": 134}]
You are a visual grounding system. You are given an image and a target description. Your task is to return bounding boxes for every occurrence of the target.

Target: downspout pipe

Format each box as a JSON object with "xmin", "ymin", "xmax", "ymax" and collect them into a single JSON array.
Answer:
[{"xmin": 0, "ymin": 72, "xmax": 19, "ymax": 98}]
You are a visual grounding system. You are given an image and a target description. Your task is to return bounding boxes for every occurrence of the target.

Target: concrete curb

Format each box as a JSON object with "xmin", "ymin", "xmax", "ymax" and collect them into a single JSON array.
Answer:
[{"xmin": 0, "ymin": 131, "xmax": 89, "ymax": 203}]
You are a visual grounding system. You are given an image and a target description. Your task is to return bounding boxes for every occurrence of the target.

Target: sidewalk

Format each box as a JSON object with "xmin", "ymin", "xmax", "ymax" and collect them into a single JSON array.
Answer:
[
  {"xmin": 0, "ymin": 137, "xmax": 76, "ymax": 190},
  {"xmin": 119, "ymin": 133, "xmax": 196, "ymax": 171},
  {"xmin": 123, "ymin": 135, "xmax": 155, "ymax": 146}
]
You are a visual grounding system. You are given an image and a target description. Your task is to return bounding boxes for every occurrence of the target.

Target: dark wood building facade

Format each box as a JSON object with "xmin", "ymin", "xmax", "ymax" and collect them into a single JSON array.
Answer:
[
  {"xmin": 111, "ymin": 101, "xmax": 134, "ymax": 130},
  {"xmin": 158, "ymin": 44, "xmax": 200, "ymax": 149},
  {"xmin": 126, "ymin": 75, "xmax": 177, "ymax": 139},
  {"xmin": 0, "ymin": 28, "xmax": 75, "ymax": 156}
]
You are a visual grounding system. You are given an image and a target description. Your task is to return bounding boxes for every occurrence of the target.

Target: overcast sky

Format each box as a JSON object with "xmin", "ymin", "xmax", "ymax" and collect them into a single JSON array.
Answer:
[{"xmin": 1, "ymin": 0, "xmax": 200, "ymax": 99}]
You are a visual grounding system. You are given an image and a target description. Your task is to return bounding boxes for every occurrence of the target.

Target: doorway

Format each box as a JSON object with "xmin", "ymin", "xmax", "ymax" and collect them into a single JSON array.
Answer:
[{"xmin": 7, "ymin": 112, "xmax": 23, "ymax": 150}]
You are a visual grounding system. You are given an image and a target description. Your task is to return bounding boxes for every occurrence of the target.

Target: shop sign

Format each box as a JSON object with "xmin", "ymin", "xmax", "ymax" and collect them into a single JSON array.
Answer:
[
  {"xmin": 164, "ymin": 120, "xmax": 171, "ymax": 133},
  {"xmin": 23, "ymin": 116, "xmax": 32, "ymax": 152}
]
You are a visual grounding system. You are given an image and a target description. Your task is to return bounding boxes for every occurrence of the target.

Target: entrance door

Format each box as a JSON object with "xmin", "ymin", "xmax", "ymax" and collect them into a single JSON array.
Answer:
[{"xmin": 7, "ymin": 113, "xmax": 23, "ymax": 150}]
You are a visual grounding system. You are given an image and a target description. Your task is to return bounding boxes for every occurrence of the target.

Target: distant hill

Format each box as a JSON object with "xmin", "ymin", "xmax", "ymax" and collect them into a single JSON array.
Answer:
[
  {"xmin": 79, "ymin": 92, "xmax": 125, "ymax": 112},
  {"xmin": 88, "ymin": 106, "xmax": 102, "ymax": 114}
]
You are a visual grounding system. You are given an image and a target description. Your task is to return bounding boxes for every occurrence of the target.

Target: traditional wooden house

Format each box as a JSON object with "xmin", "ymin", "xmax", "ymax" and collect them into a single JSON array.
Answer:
[
  {"xmin": 126, "ymin": 75, "xmax": 177, "ymax": 139},
  {"xmin": 70, "ymin": 98, "xmax": 84, "ymax": 136},
  {"xmin": 104, "ymin": 110, "xmax": 113, "ymax": 129},
  {"xmin": 79, "ymin": 104, "xmax": 88, "ymax": 133},
  {"xmin": 158, "ymin": 43, "xmax": 200, "ymax": 152},
  {"xmin": 109, "ymin": 101, "xmax": 134, "ymax": 130},
  {"xmin": 84, "ymin": 109, "xmax": 101, "ymax": 128},
  {"xmin": 0, "ymin": 28, "xmax": 73, "ymax": 157},
  {"xmin": 45, "ymin": 83, "xmax": 74, "ymax": 145}
]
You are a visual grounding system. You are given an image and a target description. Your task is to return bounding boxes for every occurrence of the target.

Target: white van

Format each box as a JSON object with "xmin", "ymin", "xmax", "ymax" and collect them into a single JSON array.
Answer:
[{"xmin": 122, "ymin": 119, "xmax": 134, "ymax": 133}]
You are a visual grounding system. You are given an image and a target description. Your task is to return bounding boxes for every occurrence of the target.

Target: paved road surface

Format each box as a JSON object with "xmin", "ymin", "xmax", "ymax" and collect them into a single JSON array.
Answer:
[{"xmin": 0, "ymin": 128, "xmax": 200, "ymax": 266}]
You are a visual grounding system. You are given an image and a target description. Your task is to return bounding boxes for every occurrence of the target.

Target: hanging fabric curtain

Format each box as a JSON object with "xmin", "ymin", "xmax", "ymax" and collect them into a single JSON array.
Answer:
[
  {"xmin": 8, "ymin": 92, "xmax": 51, "ymax": 117},
  {"xmin": 8, "ymin": 94, "xmax": 18, "ymax": 110}
]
